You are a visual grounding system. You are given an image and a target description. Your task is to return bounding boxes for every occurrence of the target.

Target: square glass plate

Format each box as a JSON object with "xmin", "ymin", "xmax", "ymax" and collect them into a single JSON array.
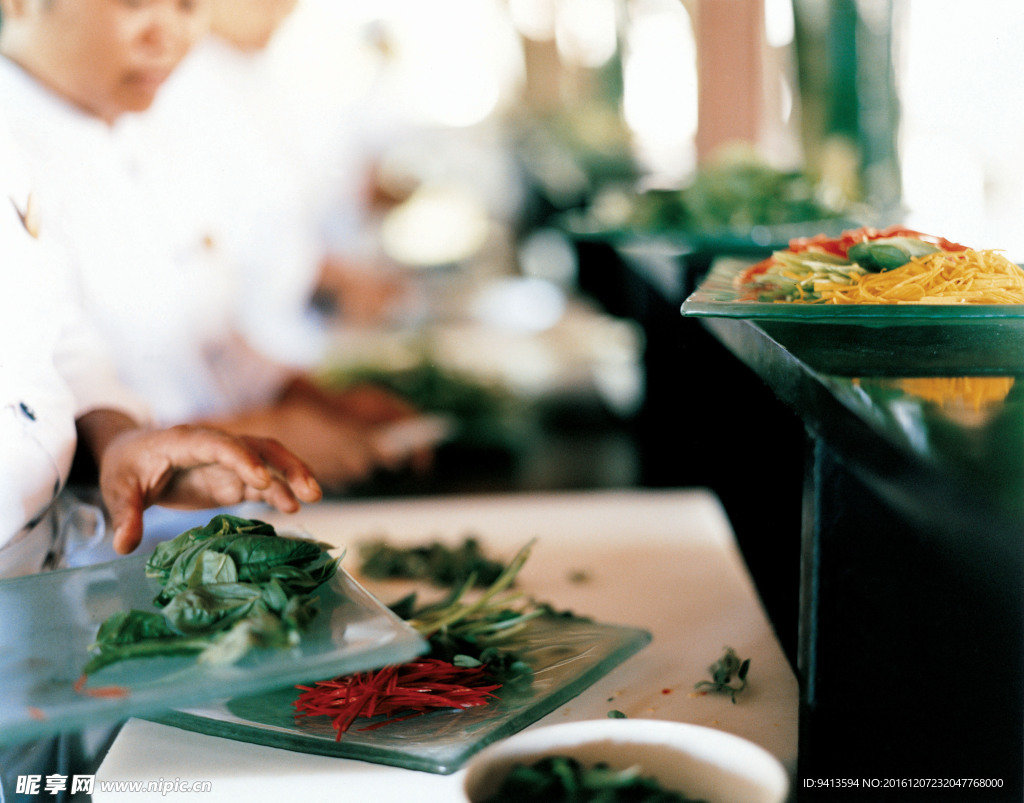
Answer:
[
  {"xmin": 0, "ymin": 554, "xmax": 426, "ymax": 747},
  {"xmin": 149, "ymin": 614, "xmax": 652, "ymax": 775},
  {"xmin": 682, "ymin": 258, "xmax": 1024, "ymax": 324}
]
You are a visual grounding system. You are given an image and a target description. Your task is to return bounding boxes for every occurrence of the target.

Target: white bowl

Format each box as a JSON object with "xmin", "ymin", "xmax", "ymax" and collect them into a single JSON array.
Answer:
[{"xmin": 462, "ymin": 719, "xmax": 789, "ymax": 803}]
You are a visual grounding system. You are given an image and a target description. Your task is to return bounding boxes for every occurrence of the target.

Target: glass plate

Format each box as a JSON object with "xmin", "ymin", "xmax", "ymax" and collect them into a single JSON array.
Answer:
[
  {"xmin": 682, "ymin": 258, "xmax": 1024, "ymax": 324},
  {"xmin": 149, "ymin": 615, "xmax": 652, "ymax": 775},
  {"xmin": 564, "ymin": 213, "xmax": 856, "ymax": 255},
  {"xmin": 0, "ymin": 554, "xmax": 426, "ymax": 747}
]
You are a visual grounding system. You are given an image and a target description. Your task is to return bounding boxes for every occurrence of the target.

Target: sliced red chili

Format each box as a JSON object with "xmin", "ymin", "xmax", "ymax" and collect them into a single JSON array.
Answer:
[{"xmin": 294, "ymin": 658, "xmax": 501, "ymax": 740}]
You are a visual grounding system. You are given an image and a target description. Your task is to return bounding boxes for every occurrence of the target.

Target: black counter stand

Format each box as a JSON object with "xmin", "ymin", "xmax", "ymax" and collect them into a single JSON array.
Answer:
[
  {"xmin": 801, "ymin": 441, "xmax": 1022, "ymax": 798},
  {"xmin": 704, "ymin": 315, "xmax": 1023, "ymax": 801},
  {"xmin": 574, "ymin": 238, "xmax": 805, "ymax": 669}
]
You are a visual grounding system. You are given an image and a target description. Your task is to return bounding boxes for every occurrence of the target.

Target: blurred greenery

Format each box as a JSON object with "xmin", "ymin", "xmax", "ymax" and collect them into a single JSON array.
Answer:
[
  {"xmin": 319, "ymin": 359, "xmax": 534, "ymax": 453},
  {"xmin": 626, "ymin": 153, "xmax": 842, "ymax": 233}
]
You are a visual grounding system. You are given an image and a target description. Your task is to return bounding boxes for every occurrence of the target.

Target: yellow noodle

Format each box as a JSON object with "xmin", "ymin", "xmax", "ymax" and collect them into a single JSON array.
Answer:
[
  {"xmin": 894, "ymin": 377, "xmax": 1015, "ymax": 411},
  {"xmin": 814, "ymin": 249, "xmax": 1024, "ymax": 305}
]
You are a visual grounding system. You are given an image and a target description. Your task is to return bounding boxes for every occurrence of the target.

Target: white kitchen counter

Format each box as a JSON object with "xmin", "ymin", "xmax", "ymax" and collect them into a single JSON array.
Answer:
[{"xmin": 95, "ymin": 489, "xmax": 797, "ymax": 802}]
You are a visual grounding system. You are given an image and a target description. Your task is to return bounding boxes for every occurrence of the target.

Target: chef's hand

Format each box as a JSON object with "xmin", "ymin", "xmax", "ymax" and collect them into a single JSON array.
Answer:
[
  {"xmin": 251, "ymin": 394, "xmax": 410, "ymax": 490},
  {"xmin": 87, "ymin": 418, "xmax": 321, "ymax": 554},
  {"xmin": 194, "ymin": 377, "xmax": 437, "ymax": 492},
  {"xmin": 284, "ymin": 376, "xmax": 418, "ymax": 425},
  {"xmin": 282, "ymin": 378, "xmax": 436, "ymax": 475},
  {"xmin": 316, "ymin": 254, "xmax": 410, "ymax": 326}
]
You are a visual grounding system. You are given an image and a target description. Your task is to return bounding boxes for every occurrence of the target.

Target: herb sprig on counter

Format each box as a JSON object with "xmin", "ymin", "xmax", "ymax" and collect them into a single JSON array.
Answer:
[
  {"xmin": 358, "ymin": 536, "xmax": 507, "ymax": 587},
  {"xmin": 693, "ymin": 646, "xmax": 750, "ymax": 703},
  {"xmin": 83, "ymin": 514, "xmax": 338, "ymax": 676}
]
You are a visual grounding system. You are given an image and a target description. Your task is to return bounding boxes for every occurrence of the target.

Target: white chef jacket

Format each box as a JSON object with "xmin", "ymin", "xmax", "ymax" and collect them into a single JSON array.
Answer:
[
  {"xmin": 0, "ymin": 116, "xmax": 150, "ymax": 578},
  {"xmin": 144, "ymin": 33, "xmax": 331, "ymax": 368},
  {"xmin": 0, "ymin": 57, "xmax": 290, "ymax": 428},
  {"xmin": 144, "ymin": 0, "xmax": 424, "ymax": 365}
]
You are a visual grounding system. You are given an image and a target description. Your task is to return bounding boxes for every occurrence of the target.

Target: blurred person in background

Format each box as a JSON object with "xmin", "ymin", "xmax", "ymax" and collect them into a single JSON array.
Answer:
[
  {"xmin": 0, "ymin": 0, "xmax": 432, "ymax": 494},
  {"xmin": 147, "ymin": 0, "xmax": 413, "ymax": 369}
]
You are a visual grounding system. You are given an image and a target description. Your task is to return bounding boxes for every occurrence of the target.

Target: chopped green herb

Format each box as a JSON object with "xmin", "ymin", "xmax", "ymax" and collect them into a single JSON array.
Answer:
[
  {"xmin": 400, "ymin": 540, "xmax": 540, "ymax": 688},
  {"xmin": 479, "ymin": 756, "xmax": 708, "ymax": 802},
  {"xmin": 693, "ymin": 646, "xmax": 750, "ymax": 703},
  {"xmin": 607, "ymin": 709, "xmax": 627, "ymax": 719},
  {"xmin": 358, "ymin": 536, "xmax": 507, "ymax": 587}
]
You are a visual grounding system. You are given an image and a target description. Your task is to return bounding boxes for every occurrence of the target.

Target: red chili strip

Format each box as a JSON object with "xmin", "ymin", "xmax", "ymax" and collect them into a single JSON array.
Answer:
[
  {"xmin": 72, "ymin": 674, "xmax": 131, "ymax": 699},
  {"xmin": 294, "ymin": 658, "xmax": 501, "ymax": 740}
]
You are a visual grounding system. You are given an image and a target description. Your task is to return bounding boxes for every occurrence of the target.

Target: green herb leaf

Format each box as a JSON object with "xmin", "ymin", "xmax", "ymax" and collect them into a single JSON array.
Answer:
[
  {"xmin": 161, "ymin": 583, "xmax": 263, "ymax": 635},
  {"xmin": 693, "ymin": 646, "xmax": 751, "ymax": 703},
  {"xmin": 358, "ymin": 536, "xmax": 506, "ymax": 587},
  {"xmin": 481, "ymin": 756, "xmax": 709, "ymax": 803},
  {"xmin": 85, "ymin": 515, "xmax": 337, "ymax": 675}
]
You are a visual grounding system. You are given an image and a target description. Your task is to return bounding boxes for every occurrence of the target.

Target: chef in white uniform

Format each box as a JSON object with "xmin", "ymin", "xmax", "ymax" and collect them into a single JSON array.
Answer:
[
  {"xmin": 0, "ymin": 105, "xmax": 327, "ymax": 801},
  {"xmin": 0, "ymin": 55, "xmax": 287, "ymax": 426},
  {"xmin": 0, "ymin": 0, "xmax": 430, "ymax": 492}
]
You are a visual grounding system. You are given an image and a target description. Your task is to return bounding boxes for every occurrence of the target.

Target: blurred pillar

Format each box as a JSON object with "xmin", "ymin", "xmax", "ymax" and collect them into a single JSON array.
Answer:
[
  {"xmin": 520, "ymin": 36, "xmax": 567, "ymax": 113},
  {"xmin": 693, "ymin": 0, "xmax": 766, "ymax": 161},
  {"xmin": 791, "ymin": 0, "xmax": 901, "ymax": 211}
]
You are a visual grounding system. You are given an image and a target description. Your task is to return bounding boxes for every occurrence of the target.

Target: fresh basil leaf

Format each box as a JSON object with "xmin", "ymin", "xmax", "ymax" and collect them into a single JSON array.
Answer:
[
  {"xmin": 87, "ymin": 515, "xmax": 339, "ymax": 675},
  {"xmin": 225, "ymin": 534, "xmax": 323, "ymax": 582},
  {"xmin": 82, "ymin": 636, "xmax": 209, "ymax": 675},
  {"xmin": 260, "ymin": 578, "xmax": 289, "ymax": 613},
  {"xmin": 162, "ymin": 583, "xmax": 263, "ymax": 634},
  {"xmin": 280, "ymin": 594, "xmax": 319, "ymax": 633},
  {"xmin": 92, "ymin": 610, "xmax": 178, "ymax": 647},
  {"xmin": 198, "ymin": 609, "xmax": 295, "ymax": 665},
  {"xmin": 196, "ymin": 549, "xmax": 238, "ymax": 585}
]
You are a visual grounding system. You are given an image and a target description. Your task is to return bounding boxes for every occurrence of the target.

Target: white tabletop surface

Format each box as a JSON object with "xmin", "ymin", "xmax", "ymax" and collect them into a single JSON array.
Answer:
[{"xmin": 95, "ymin": 489, "xmax": 798, "ymax": 802}]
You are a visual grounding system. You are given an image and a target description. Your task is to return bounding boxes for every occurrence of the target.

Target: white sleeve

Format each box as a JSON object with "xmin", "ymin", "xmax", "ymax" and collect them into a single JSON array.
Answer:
[
  {"xmin": 53, "ymin": 314, "xmax": 154, "ymax": 425},
  {"xmin": 0, "ymin": 189, "xmax": 76, "ymax": 557},
  {"xmin": 39, "ymin": 236, "xmax": 154, "ymax": 426}
]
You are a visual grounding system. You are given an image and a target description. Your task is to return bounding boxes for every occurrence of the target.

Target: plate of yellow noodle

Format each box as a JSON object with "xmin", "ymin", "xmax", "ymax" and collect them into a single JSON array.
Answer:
[
  {"xmin": 682, "ymin": 227, "xmax": 1024, "ymax": 323},
  {"xmin": 816, "ymin": 250, "xmax": 1024, "ymax": 305}
]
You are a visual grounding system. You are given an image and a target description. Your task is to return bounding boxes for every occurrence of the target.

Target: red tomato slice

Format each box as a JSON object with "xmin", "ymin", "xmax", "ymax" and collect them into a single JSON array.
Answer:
[
  {"xmin": 787, "ymin": 225, "xmax": 968, "ymax": 258},
  {"xmin": 738, "ymin": 226, "xmax": 971, "ymax": 288}
]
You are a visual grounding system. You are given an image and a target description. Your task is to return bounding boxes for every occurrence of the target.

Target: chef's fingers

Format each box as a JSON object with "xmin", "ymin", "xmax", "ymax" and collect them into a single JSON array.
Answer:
[
  {"xmin": 236, "ymin": 435, "xmax": 322, "ymax": 503},
  {"xmin": 107, "ymin": 482, "xmax": 146, "ymax": 555}
]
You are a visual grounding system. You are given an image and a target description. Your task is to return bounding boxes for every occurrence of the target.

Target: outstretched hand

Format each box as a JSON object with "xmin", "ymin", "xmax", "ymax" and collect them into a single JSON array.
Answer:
[
  {"xmin": 98, "ymin": 424, "xmax": 322, "ymax": 554},
  {"xmin": 283, "ymin": 378, "xmax": 436, "ymax": 478}
]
